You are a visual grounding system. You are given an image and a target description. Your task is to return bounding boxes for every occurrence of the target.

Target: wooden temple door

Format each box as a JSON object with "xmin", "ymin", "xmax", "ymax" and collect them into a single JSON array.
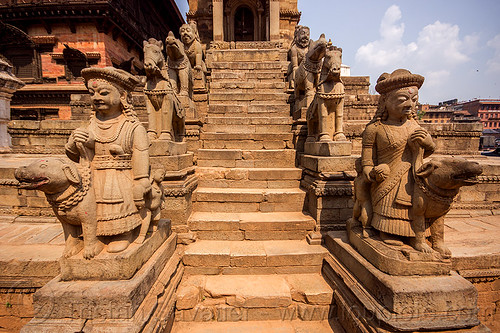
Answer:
[{"xmin": 234, "ymin": 6, "xmax": 254, "ymax": 41}]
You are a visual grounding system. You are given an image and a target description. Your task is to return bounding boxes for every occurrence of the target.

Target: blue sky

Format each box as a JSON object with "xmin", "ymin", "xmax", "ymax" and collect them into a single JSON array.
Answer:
[{"xmin": 174, "ymin": 0, "xmax": 500, "ymax": 104}]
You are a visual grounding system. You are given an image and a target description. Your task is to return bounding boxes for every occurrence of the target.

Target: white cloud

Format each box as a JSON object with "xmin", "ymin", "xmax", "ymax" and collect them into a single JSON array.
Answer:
[
  {"xmin": 355, "ymin": 5, "xmax": 477, "ymax": 103},
  {"xmin": 355, "ymin": 5, "xmax": 416, "ymax": 67},
  {"xmin": 487, "ymin": 34, "xmax": 500, "ymax": 73}
]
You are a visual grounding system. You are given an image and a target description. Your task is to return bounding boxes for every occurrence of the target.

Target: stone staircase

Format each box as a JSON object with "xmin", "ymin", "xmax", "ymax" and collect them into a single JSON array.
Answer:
[{"xmin": 173, "ymin": 47, "xmax": 341, "ymax": 332}]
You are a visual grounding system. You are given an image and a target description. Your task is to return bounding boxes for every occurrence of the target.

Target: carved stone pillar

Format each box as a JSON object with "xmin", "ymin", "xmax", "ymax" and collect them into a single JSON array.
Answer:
[
  {"xmin": 269, "ymin": 0, "xmax": 280, "ymax": 41},
  {"xmin": 212, "ymin": 0, "xmax": 224, "ymax": 41},
  {"xmin": 0, "ymin": 58, "xmax": 24, "ymax": 153}
]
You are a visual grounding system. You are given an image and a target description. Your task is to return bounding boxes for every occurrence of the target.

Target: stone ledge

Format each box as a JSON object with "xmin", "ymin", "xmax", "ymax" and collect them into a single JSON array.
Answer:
[{"xmin": 60, "ymin": 219, "xmax": 171, "ymax": 281}]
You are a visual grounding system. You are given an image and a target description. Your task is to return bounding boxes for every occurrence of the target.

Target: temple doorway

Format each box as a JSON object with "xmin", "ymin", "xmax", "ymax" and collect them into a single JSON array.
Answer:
[{"xmin": 234, "ymin": 6, "xmax": 254, "ymax": 41}]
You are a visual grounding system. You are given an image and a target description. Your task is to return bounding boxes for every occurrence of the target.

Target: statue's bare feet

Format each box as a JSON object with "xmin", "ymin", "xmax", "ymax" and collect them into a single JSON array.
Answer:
[
  {"xmin": 83, "ymin": 241, "xmax": 104, "ymax": 259},
  {"xmin": 159, "ymin": 132, "xmax": 173, "ymax": 141},
  {"xmin": 414, "ymin": 241, "xmax": 434, "ymax": 253},
  {"xmin": 362, "ymin": 227, "xmax": 369, "ymax": 238},
  {"xmin": 135, "ymin": 234, "xmax": 146, "ymax": 244},
  {"xmin": 318, "ymin": 134, "xmax": 332, "ymax": 142},
  {"xmin": 433, "ymin": 242, "xmax": 451, "ymax": 258},
  {"xmin": 63, "ymin": 239, "xmax": 83, "ymax": 258},
  {"xmin": 107, "ymin": 231, "xmax": 133, "ymax": 253},
  {"xmin": 380, "ymin": 231, "xmax": 403, "ymax": 246}
]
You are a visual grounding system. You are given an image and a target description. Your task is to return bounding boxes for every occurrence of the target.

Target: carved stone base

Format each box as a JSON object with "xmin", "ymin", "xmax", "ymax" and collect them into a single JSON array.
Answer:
[
  {"xmin": 150, "ymin": 153, "xmax": 193, "ymax": 173},
  {"xmin": 60, "ymin": 220, "xmax": 171, "ymax": 281},
  {"xmin": 300, "ymin": 155, "xmax": 356, "ymax": 229},
  {"xmin": 150, "ymin": 140, "xmax": 188, "ymax": 156},
  {"xmin": 323, "ymin": 231, "xmax": 484, "ymax": 332},
  {"xmin": 304, "ymin": 141, "xmax": 352, "ymax": 156},
  {"xmin": 300, "ymin": 154, "xmax": 357, "ymax": 174},
  {"xmin": 22, "ymin": 233, "xmax": 182, "ymax": 333},
  {"xmin": 347, "ymin": 220, "xmax": 451, "ymax": 276},
  {"xmin": 162, "ymin": 173, "xmax": 197, "ymax": 228}
]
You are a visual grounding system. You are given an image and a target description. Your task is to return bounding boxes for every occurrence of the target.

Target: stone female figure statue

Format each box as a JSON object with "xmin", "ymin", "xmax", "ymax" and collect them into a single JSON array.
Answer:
[
  {"xmin": 65, "ymin": 67, "xmax": 151, "ymax": 254},
  {"xmin": 360, "ymin": 69, "xmax": 435, "ymax": 251}
]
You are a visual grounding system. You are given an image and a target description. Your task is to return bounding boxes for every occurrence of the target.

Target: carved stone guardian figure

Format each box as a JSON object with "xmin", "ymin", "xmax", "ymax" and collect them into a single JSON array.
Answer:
[
  {"xmin": 180, "ymin": 22, "xmax": 207, "ymax": 90},
  {"xmin": 293, "ymin": 33, "xmax": 327, "ymax": 115},
  {"xmin": 350, "ymin": 69, "xmax": 483, "ymax": 275},
  {"xmin": 144, "ymin": 38, "xmax": 185, "ymax": 142},
  {"xmin": 287, "ymin": 25, "xmax": 310, "ymax": 89},
  {"xmin": 306, "ymin": 42, "xmax": 346, "ymax": 143},
  {"xmin": 65, "ymin": 67, "xmax": 152, "ymax": 254}
]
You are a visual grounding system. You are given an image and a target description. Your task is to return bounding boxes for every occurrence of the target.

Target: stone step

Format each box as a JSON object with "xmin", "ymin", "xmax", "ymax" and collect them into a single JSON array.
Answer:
[
  {"xmin": 203, "ymin": 123, "xmax": 291, "ymax": 134},
  {"xmin": 207, "ymin": 49, "xmax": 287, "ymax": 63},
  {"xmin": 182, "ymin": 240, "xmax": 328, "ymax": 275},
  {"xmin": 188, "ymin": 211, "xmax": 315, "ymax": 241},
  {"xmin": 205, "ymin": 116, "xmax": 291, "ymax": 125},
  {"xmin": 210, "ymin": 71, "xmax": 286, "ymax": 80},
  {"xmin": 210, "ymin": 81, "xmax": 286, "ymax": 90},
  {"xmin": 192, "ymin": 187, "xmax": 305, "ymax": 213},
  {"xmin": 210, "ymin": 61, "xmax": 287, "ymax": 71},
  {"xmin": 208, "ymin": 103, "xmax": 290, "ymax": 115},
  {"xmin": 209, "ymin": 92, "xmax": 288, "ymax": 102},
  {"xmin": 200, "ymin": 133, "xmax": 294, "ymax": 150},
  {"xmin": 172, "ymin": 320, "xmax": 343, "ymax": 333},
  {"xmin": 196, "ymin": 167, "xmax": 301, "ymax": 182},
  {"xmin": 175, "ymin": 274, "xmax": 333, "ymax": 322},
  {"xmin": 197, "ymin": 149, "xmax": 296, "ymax": 168}
]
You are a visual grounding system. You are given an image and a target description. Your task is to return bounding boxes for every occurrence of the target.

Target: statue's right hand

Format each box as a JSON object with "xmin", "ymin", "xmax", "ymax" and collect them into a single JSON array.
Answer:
[
  {"xmin": 73, "ymin": 128, "xmax": 94, "ymax": 149},
  {"xmin": 362, "ymin": 166, "xmax": 374, "ymax": 182}
]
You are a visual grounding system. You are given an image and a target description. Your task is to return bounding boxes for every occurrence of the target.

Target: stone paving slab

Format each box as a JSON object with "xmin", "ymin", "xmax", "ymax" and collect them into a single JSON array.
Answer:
[
  {"xmin": 445, "ymin": 215, "xmax": 500, "ymax": 271},
  {"xmin": 172, "ymin": 320, "xmax": 342, "ymax": 332}
]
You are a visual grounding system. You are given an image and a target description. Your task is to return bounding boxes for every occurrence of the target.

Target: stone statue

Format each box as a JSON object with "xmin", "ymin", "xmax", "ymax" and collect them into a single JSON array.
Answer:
[
  {"xmin": 180, "ymin": 22, "xmax": 207, "ymax": 89},
  {"xmin": 354, "ymin": 69, "xmax": 482, "ymax": 257},
  {"xmin": 143, "ymin": 38, "xmax": 185, "ymax": 142},
  {"xmin": 166, "ymin": 31, "xmax": 193, "ymax": 101},
  {"xmin": 63, "ymin": 67, "xmax": 153, "ymax": 254},
  {"xmin": 306, "ymin": 42, "xmax": 346, "ymax": 142},
  {"xmin": 15, "ymin": 158, "xmax": 100, "ymax": 259},
  {"xmin": 287, "ymin": 25, "xmax": 310, "ymax": 89},
  {"xmin": 294, "ymin": 33, "xmax": 328, "ymax": 112}
]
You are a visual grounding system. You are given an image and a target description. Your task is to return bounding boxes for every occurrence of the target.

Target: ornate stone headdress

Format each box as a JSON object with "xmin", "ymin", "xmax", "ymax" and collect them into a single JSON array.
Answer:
[
  {"xmin": 375, "ymin": 69, "xmax": 424, "ymax": 95},
  {"xmin": 81, "ymin": 67, "xmax": 139, "ymax": 92}
]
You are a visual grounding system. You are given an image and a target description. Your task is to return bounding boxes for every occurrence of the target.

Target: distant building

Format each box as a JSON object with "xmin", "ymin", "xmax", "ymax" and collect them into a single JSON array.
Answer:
[
  {"xmin": 420, "ymin": 98, "xmax": 483, "ymax": 125},
  {"xmin": 0, "ymin": 0, "xmax": 184, "ymax": 120},
  {"xmin": 461, "ymin": 99, "xmax": 500, "ymax": 130}
]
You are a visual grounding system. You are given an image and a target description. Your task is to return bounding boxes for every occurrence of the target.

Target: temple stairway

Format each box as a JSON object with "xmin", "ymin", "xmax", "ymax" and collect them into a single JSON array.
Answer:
[{"xmin": 172, "ymin": 47, "xmax": 342, "ymax": 332}]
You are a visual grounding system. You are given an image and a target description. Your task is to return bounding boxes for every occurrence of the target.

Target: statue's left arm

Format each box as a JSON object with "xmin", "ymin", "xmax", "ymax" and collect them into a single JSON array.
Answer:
[
  {"xmin": 409, "ymin": 125, "xmax": 435, "ymax": 158},
  {"xmin": 194, "ymin": 42, "xmax": 204, "ymax": 71}
]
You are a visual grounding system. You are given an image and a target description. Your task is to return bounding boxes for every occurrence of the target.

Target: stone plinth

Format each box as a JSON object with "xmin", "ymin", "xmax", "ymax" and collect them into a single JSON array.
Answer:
[
  {"xmin": 150, "ymin": 140, "xmax": 188, "ymax": 156},
  {"xmin": 324, "ymin": 231, "xmax": 484, "ymax": 332},
  {"xmin": 300, "ymin": 155, "xmax": 356, "ymax": 230},
  {"xmin": 150, "ymin": 153, "xmax": 197, "ymax": 237},
  {"xmin": 304, "ymin": 141, "xmax": 352, "ymax": 157},
  {"xmin": 0, "ymin": 59, "xmax": 25, "ymax": 153},
  {"xmin": 60, "ymin": 220, "xmax": 171, "ymax": 281},
  {"xmin": 21, "ymin": 233, "xmax": 182, "ymax": 333},
  {"xmin": 348, "ymin": 221, "xmax": 451, "ymax": 276}
]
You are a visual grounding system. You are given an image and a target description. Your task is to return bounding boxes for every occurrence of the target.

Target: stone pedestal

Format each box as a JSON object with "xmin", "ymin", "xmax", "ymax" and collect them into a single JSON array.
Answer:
[
  {"xmin": 60, "ymin": 220, "xmax": 171, "ymax": 281},
  {"xmin": 0, "ymin": 58, "xmax": 25, "ymax": 153},
  {"xmin": 150, "ymin": 150, "xmax": 197, "ymax": 239},
  {"xmin": 304, "ymin": 141, "xmax": 352, "ymax": 157},
  {"xmin": 323, "ymin": 231, "xmax": 487, "ymax": 332},
  {"xmin": 300, "ymin": 154, "xmax": 357, "ymax": 230},
  {"xmin": 150, "ymin": 140, "xmax": 187, "ymax": 156},
  {"xmin": 22, "ymin": 232, "xmax": 182, "ymax": 333},
  {"xmin": 347, "ymin": 220, "xmax": 451, "ymax": 276}
]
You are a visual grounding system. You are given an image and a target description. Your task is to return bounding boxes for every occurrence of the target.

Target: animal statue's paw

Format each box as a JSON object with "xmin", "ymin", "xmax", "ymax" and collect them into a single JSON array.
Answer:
[
  {"xmin": 333, "ymin": 132, "xmax": 347, "ymax": 141},
  {"xmin": 63, "ymin": 240, "xmax": 83, "ymax": 258},
  {"xmin": 83, "ymin": 242, "xmax": 104, "ymax": 260},
  {"xmin": 433, "ymin": 242, "xmax": 452, "ymax": 258},
  {"xmin": 148, "ymin": 131, "xmax": 158, "ymax": 142},
  {"xmin": 414, "ymin": 241, "xmax": 434, "ymax": 253}
]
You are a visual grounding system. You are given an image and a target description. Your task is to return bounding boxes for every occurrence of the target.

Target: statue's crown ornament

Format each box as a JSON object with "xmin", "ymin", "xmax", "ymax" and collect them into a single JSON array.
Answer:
[
  {"xmin": 81, "ymin": 67, "xmax": 139, "ymax": 92},
  {"xmin": 375, "ymin": 69, "xmax": 424, "ymax": 94}
]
